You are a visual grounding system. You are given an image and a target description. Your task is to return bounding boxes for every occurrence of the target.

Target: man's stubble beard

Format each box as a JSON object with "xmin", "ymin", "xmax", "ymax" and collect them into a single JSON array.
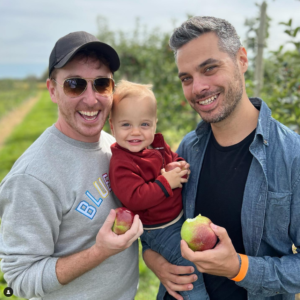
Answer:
[
  {"xmin": 56, "ymin": 95, "xmax": 110, "ymax": 139},
  {"xmin": 193, "ymin": 67, "xmax": 244, "ymax": 124}
]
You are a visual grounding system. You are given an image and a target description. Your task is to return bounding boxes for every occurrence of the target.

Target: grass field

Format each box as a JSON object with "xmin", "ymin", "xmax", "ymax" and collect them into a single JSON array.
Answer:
[{"xmin": 0, "ymin": 80, "xmax": 38, "ymax": 120}]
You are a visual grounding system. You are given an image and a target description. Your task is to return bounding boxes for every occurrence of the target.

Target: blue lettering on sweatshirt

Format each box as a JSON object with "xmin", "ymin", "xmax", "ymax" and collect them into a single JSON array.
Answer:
[
  {"xmin": 86, "ymin": 191, "xmax": 103, "ymax": 207},
  {"xmin": 76, "ymin": 201, "xmax": 96, "ymax": 219}
]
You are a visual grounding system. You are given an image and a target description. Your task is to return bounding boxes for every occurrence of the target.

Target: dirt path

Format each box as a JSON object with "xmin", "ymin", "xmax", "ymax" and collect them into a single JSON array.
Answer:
[{"xmin": 0, "ymin": 93, "xmax": 41, "ymax": 149}]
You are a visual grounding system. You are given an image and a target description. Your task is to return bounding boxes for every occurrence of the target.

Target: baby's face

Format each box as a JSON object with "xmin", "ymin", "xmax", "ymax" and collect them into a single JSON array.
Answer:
[{"xmin": 110, "ymin": 94, "xmax": 157, "ymax": 152}]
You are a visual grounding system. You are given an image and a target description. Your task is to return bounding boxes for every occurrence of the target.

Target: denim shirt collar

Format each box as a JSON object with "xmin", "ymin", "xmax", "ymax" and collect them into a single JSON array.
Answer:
[{"xmin": 194, "ymin": 97, "xmax": 272, "ymax": 146}]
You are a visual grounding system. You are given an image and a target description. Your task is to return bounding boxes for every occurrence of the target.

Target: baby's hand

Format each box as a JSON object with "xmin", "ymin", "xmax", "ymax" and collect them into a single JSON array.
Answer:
[
  {"xmin": 178, "ymin": 161, "xmax": 191, "ymax": 179},
  {"xmin": 161, "ymin": 166, "xmax": 188, "ymax": 189},
  {"xmin": 165, "ymin": 161, "xmax": 191, "ymax": 180}
]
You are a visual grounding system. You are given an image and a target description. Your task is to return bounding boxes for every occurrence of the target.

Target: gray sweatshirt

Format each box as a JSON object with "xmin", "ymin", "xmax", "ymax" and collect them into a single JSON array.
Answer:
[{"xmin": 0, "ymin": 125, "xmax": 139, "ymax": 300}]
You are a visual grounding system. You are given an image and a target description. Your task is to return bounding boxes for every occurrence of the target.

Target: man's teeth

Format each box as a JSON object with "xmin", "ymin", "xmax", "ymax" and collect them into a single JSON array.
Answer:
[
  {"xmin": 79, "ymin": 111, "xmax": 99, "ymax": 116},
  {"xmin": 199, "ymin": 95, "xmax": 218, "ymax": 105}
]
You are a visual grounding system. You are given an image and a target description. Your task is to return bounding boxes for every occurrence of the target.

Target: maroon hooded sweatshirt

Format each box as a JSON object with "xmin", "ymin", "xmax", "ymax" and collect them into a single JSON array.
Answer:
[{"xmin": 109, "ymin": 133, "xmax": 183, "ymax": 226}]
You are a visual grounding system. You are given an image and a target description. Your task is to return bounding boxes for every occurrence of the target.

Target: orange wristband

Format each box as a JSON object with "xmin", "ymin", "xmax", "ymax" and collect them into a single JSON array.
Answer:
[{"xmin": 231, "ymin": 254, "xmax": 249, "ymax": 282}]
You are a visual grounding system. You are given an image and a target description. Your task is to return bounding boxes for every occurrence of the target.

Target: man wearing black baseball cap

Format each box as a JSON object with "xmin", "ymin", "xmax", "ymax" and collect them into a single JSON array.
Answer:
[{"xmin": 0, "ymin": 31, "xmax": 143, "ymax": 300}]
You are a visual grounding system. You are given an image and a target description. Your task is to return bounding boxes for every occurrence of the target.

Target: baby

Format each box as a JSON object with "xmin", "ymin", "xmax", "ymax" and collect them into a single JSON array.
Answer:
[{"xmin": 109, "ymin": 80, "xmax": 209, "ymax": 300}]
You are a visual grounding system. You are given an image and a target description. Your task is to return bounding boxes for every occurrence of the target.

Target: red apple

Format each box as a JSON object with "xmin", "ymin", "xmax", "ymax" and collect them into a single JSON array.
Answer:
[
  {"xmin": 165, "ymin": 162, "xmax": 188, "ymax": 179},
  {"xmin": 181, "ymin": 214, "xmax": 217, "ymax": 251},
  {"xmin": 112, "ymin": 207, "xmax": 135, "ymax": 235}
]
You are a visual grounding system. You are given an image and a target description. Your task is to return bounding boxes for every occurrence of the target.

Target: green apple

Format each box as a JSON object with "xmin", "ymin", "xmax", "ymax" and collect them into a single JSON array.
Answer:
[
  {"xmin": 181, "ymin": 214, "xmax": 217, "ymax": 251},
  {"xmin": 112, "ymin": 207, "xmax": 135, "ymax": 235}
]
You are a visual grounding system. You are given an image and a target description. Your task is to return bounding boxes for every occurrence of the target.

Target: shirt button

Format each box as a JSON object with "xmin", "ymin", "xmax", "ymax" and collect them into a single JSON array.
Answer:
[{"xmin": 263, "ymin": 140, "xmax": 268, "ymax": 145}]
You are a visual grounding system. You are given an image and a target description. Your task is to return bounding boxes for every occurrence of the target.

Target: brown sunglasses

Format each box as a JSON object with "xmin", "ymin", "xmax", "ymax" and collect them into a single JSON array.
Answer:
[{"xmin": 51, "ymin": 77, "xmax": 115, "ymax": 98}]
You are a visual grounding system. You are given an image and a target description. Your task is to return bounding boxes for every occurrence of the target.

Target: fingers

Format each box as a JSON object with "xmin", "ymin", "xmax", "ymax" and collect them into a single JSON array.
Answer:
[
  {"xmin": 210, "ymin": 223, "xmax": 230, "ymax": 245},
  {"xmin": 164, "ymin": 272, "xmax": 197, "ymax": 293},
  {"xmin": 102, "ymin": 209, "xmax": 116, "ymax": 232},
  {"xmin": 124, "ymin": 214, "xmax": 143, "ymax": 242},
  {"xmin": 163, "ymin": 268, "xmax": 197, "ymax": 297},
  {"xmin": 169, "ymin": 263, "xmax": 195, "ymax": 275},
  {"xmin": 179, "ymin": 169, "xmax": 188, "ymax": 177},
  {"xmin": 180, "ymin": 240, "xmax": 197, "ymax": 262},
  {"xmin": 180, "ymin": 177, "xmax": 188, "ymax": 183},
  {"xmin": 178, "ymin": 161, "xmax": 189, "ymax": 169},
  {"xmin": 166, "ymin": 289, "xmax": 183, "ymax": 300}
]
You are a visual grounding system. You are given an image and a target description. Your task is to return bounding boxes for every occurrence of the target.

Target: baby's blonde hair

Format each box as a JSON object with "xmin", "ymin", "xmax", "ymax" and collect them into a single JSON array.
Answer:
[{"xmin": 111, "ymin": 80, "xmax": 156, "ymax": 117}]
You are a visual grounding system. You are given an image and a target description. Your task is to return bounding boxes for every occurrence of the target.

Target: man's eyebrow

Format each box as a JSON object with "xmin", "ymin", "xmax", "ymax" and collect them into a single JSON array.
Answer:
[
  {"xmin": 178, "ymin": 58, "xmax": 221, "ymax": 78},
  {"xmin": 64, "ymin": 74, "xmax": 81, "ymax": 78},
  {"xmin": 178, "ymin": 72, "xmax": 188, "ymax": 78},
  {"xmin": 197, "ymin": 58, "xmax": 220, "ymax": 69}
]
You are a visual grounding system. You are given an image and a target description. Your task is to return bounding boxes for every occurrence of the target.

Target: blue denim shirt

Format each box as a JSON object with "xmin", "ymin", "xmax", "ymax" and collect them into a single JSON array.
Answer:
[{"xmin": 176, "ymin": 98, "xmax": 300, "ymax": 300}]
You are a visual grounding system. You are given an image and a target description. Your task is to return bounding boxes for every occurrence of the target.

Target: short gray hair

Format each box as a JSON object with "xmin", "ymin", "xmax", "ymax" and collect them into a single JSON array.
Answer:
[{"xmin": 169, "ymin": 16, "xmax": 242, "ymax": 59}]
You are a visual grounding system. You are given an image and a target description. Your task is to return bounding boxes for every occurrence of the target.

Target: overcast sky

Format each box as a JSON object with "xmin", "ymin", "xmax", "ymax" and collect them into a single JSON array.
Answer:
[{"xmin": 1, "ymin": 0, "xmax": 299, "ymax": 79}]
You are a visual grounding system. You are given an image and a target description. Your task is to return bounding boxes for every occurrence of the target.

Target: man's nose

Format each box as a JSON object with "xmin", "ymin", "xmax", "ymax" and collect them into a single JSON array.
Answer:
[
  {"xmin": 192, "ymin": 77, "xmax": 210, "ymax": 96},
  {"xmin": 82, "ymin": 82, "xmax": 98, "ymax": 105}
]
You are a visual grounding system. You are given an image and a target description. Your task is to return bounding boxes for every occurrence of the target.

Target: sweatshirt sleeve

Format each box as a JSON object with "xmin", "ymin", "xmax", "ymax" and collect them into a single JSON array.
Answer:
[
  {"xmin": 0, "ymin": 174, "xmax": 63, "ymax": 299},
  {"xmin": 109, "ymin": 158, "xmax": 173, "ymax": 211}
]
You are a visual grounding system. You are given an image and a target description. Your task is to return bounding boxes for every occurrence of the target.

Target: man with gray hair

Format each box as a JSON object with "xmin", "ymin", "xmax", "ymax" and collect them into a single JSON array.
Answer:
[{"xmin": 143, "ymin": 16, "xmax": 300, "ymax": 300}]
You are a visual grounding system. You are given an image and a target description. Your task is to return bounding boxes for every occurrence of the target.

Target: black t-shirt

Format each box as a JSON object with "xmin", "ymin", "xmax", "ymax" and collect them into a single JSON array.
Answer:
[{"xmin": 194, "ymin": 129, "xmax": 255, "ymax": 300}]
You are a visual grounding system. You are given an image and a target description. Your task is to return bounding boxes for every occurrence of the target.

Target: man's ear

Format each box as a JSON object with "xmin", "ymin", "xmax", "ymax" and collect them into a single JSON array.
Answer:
[
  {"xmin": 238, "ymin": 47, "xmax": 248, "ymax": 74},
  {"xmin": 47, "ymin": 78, "xmax": 58, "ymax": 104},
  {"xmin": 109, "ymin": 118, "xmax": 114, "ymax": 136}
]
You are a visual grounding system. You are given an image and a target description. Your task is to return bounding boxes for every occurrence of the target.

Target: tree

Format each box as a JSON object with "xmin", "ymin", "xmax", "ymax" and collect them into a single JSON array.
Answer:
[
  {"xmin": 244, "ymin": 1, "xmax": 271, "ymax": 97},
  {"xmin": 261, "ymin": 19, "xmax": 300, "ymax": 132}
]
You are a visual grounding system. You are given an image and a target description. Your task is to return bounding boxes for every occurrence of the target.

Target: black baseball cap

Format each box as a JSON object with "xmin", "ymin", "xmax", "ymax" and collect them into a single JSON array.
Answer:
[{"xmin": 48, "ymin": 31, "xmax": 120, "ymax": 77}]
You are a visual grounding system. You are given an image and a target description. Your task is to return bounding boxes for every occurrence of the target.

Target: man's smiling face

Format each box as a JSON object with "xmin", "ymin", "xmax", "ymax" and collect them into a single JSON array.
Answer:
[
  {"xmin": 177, "ymin": 32, "xmax": 244, "ymax": 124},
  {"xmin": 48, "ymin": 54, "xmax": 113, "ymax": 143}
]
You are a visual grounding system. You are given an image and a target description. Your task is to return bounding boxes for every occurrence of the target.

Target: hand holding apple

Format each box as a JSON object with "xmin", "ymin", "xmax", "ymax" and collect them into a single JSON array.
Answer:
[
  {"xmin": 161, "ymin": 165, "xmax": 188, "ymax": 189},
  {"xmin": 112, "ymin": 207, "xmax": 135, "ymax": 235},
  {"xmin": 165, "ymin": 161, "xmax": 190, "ymax": 179},
  {"xmin": 181, "ymin": 214, "xmax": 217, "ymax": 251},
  {"xmin": 180, "ymin": 222, "xmax": 240, "ymax": 278},
  {"xmin": 93, "ymin": 209, "xmax": 143, "ymax": 261}
]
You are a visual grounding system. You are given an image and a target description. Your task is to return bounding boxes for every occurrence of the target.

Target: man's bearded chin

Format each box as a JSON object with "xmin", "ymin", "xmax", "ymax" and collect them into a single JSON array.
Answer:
[{"xmin": 192, "ymin": 84, "xmax": 243, "ymax": 124}]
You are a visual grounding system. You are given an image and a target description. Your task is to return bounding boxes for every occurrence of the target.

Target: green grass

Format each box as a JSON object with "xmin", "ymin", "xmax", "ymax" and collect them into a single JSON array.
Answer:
[
  {"xmin": 0, "ymin": 90, "xmax": 58, "ymax": 299},
  {"xmin": 0, "ymin": 80, "xmax": 38, "ymax": 119},
  {"xmin": 0, "ymin": 90, "xmax": 160, "ymax": 299},
  {"xmin": 0, "ymin": 91, "xmax": 58, "ymax": 181},
  {"xmin": 136, "ymin": 240, "xmax": 160, "ymax": 300}
]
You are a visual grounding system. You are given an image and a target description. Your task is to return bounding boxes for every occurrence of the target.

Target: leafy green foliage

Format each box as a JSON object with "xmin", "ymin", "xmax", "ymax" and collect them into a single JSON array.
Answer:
[{"xmin": 261, "ymin": 20, "xmax": 300, "ymax": 132}]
